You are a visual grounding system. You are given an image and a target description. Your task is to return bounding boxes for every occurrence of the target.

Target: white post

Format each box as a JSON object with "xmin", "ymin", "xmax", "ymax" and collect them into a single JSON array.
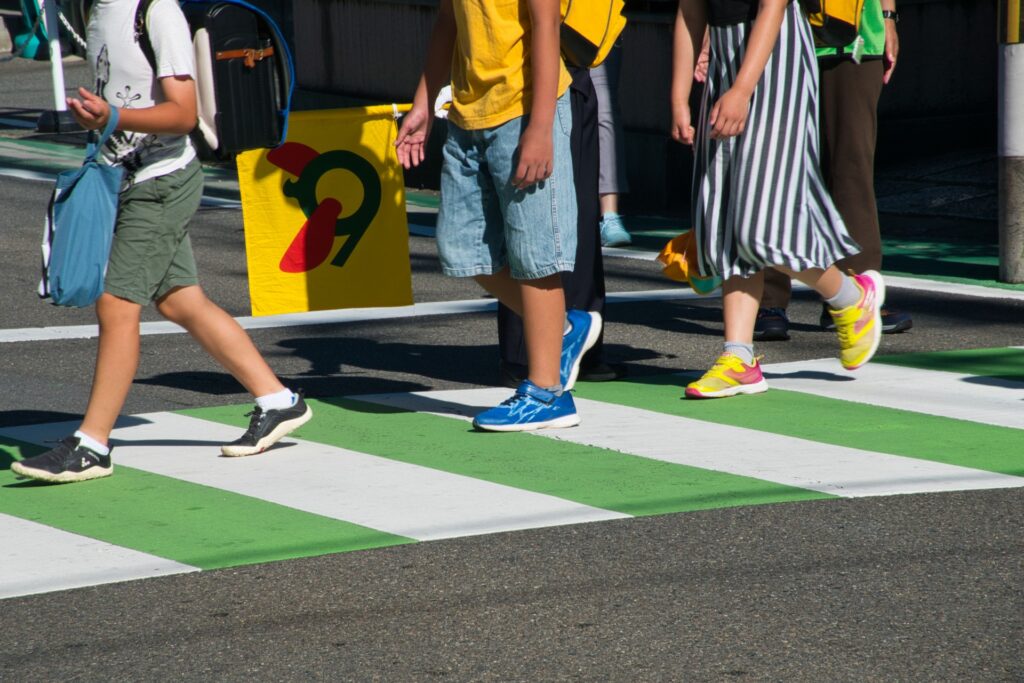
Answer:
[
  {"xmin": 999, "ymin": 0, "xmax": 1024, "ymax": 283},
  {"xmin": 41, "ymin": 0, "xmax": 68, "ymax": 112}
]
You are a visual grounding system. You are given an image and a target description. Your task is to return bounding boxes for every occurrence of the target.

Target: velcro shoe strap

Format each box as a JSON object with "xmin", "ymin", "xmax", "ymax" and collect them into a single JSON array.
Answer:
[{"xmin": 518, "ymin": 380, "xmax": 557, "ymax": 405}]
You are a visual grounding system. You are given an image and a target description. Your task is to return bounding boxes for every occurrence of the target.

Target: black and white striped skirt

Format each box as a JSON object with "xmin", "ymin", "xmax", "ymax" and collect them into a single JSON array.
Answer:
[{"xmin": 692, "ymin": 1, "xmax": 860, "ymax": 280}]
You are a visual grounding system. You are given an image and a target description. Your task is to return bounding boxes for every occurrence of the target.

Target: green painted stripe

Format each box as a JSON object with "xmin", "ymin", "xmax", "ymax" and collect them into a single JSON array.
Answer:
[
  {"xmin": 572, "ymin": 376, "xmax": 1024, "ymax": 478},
  {"xmin": 881, "ymin": 238, "xmax": 1024, "ymax": 291},
  {"xmin": 0, "ymin": 438, "xmax": 409, "ymax": 570},
  {"xmin": 183, "ymin": 399, "xmax": 831, "ymax": 517},
  {"xmin": 875, "ymin": 347, "xmax": 1024, "ymax": 382},
  {"xmin": 406, "ymin": 190, "xmax": 440, "ymax": 209}
]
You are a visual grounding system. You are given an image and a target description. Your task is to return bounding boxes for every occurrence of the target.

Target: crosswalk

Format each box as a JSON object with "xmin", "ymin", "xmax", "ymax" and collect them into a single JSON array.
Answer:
[{"xmin": 2, "ymin": 348, "xmax": 1022, "ymax": 600}]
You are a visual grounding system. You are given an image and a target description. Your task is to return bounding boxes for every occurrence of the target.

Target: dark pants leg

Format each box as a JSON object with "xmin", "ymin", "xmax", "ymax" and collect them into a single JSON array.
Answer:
[
  {"xmin": 497, "ymin": 66, "xmax": 605, "ymax": 372},
  {"xmin": 761, "ymin": 58, "xmax": 884, "ymax": 309}
]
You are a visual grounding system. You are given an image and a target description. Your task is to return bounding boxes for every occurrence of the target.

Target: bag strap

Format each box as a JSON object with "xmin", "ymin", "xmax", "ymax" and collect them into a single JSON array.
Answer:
[
  {"xmin": 135, "ymin": 0, "xmax": 158, "ymax": 73},
  {"xmin": 84, "ymin": 106, "xmax": 120, "ymax": 164}
]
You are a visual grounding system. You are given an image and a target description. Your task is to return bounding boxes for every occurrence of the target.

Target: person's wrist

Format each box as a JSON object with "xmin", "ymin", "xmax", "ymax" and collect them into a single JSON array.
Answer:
[{"xmin": 881, "ymin": 9, "xmax": 899, "ymax": 22}]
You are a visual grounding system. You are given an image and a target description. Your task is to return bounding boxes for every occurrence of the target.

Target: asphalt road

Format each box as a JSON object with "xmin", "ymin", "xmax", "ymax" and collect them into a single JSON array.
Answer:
[{"xmin": 1, "ymin": 54, "xmax": 1023, "ymax": 682}]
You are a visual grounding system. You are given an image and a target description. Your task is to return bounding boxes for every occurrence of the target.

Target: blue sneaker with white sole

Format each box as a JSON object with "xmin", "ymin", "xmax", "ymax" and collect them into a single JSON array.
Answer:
[
  {"xmin": 562, "ymin": 309, "xmax": 602, "ymax": 391},
  {"xmin": 473, "ymin": 380, "xmax": 581, "ymax": 432}
]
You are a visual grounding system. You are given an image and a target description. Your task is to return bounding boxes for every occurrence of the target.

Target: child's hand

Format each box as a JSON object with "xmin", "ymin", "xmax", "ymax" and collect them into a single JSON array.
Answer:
[
  {"xmin": 671, "ymin": 103, "xmax": 695, "ymax": 146},
  {"xmin": 513, "ymin": 124, "xmax": 553, "ymax": 190},
  {"xmin": 694, "ymin": 32, "xmax": 711, "ymax": 84},
  {"xmin": 66, "ymin": 88, "xmax": 112, "ymax": 131},
  {"xmin": 709, "ymin": 86, "xmax": 750, "ymax": 140},
  {"xmin": 395, "ymin": 105, "xmax": 432, "ymax": 169}
]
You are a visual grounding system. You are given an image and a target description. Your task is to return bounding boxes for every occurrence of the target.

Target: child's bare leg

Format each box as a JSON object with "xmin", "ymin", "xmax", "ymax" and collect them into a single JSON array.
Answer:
[
  {"xmin": 476, "ymin": 268, "xmax": 523, "ymax": 315},
  {"xmin": 518, "ymin": 275, "xmax": 564, "ymax": 388},
  {"xmin": 775, "ymin": 264, "xmax": 843, "ymax": 299},
  {"xmin": 722, "ymin": 271, "xmax": 764, "ymax": 345},
  {"xmin": 476, "ymin": 269, "xmax": 563, "ymax": 388},
  {"xmin": 78, "ymin": 293, "xmax": 143, "ymax": 444},
  {"xmin": 155, "ymin": 285, "xmax": 284, "ymax": 398}
]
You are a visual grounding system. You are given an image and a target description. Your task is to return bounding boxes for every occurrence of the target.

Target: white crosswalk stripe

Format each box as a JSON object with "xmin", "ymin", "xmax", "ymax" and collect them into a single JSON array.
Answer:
[{"xmin": 0, "ymin": 512, "xmax": 197, "ymax": 599}]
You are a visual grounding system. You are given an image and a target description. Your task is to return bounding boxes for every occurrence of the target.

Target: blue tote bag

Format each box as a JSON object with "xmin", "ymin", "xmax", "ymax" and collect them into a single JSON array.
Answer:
[{"xmin": 39, "ymin": 108, "xmax": 124, "ymax": 308}]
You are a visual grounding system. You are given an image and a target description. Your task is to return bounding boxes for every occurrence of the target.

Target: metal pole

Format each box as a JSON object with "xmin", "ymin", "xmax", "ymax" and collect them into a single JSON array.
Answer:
[
  {"xmin": 41, "ymin": 0, "xmax": 68, "ymax": 112},
  {"xmin": 999, "ymin": 0, "xmax": 1024, "ymax": 282}
]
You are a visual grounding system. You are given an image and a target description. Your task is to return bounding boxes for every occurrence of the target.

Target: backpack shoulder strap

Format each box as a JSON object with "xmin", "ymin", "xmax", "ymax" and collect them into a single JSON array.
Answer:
[{"xmin": 135, "ymin": 0, "xmax": 159, "ymax": 73}]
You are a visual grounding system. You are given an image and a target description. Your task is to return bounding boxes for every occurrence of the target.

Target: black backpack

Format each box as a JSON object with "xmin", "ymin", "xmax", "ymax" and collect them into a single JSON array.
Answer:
[{"xmin": 136, "ymin": 0, "xmax": 294, "ymax": 161}]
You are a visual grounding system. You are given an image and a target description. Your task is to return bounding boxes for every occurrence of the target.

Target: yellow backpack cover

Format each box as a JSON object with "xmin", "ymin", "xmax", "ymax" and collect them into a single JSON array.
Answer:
[
  {"xmin": 560, "ymin": 0, "xmax": 627, "ymax": 68},
  {"xmin": 805, "ymin": 0, "xmax": 866, "ymax": 48}
]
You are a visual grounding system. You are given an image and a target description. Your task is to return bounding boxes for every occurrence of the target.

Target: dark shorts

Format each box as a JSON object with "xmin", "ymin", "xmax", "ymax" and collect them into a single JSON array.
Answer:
[{"xmin": 105, "ymin": 158, "xmax": 203, "ymax": 305}]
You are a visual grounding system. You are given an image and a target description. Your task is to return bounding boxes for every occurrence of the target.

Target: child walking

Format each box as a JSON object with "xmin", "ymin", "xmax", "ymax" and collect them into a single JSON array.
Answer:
[
  {"xmin": 671, "ymin": 0, "xmax": 885, "ymax": 398},
  {"xmin": 13, "ymin": 0, "xmax": 311, "ymax": 483},
  {"xmin": 396, "ymin": 0, "xmax": 600, "ymax": 430}
]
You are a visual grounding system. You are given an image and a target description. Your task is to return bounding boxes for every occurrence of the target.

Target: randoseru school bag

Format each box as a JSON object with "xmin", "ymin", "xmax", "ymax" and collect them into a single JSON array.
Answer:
[
  {"xmin": 39, "ymin": 108, "xmax": 124, "ymax": 308},
  {"xmin": 801, "ymin": 0, "xmax": 866, "ymax": 48},
  {"xmin": 137, "ymin": 0, "xmax": 295, "ymax": 161},
  {"xmin": 560, "ymin": 0, "xmax": 628, "ymax": 68}
]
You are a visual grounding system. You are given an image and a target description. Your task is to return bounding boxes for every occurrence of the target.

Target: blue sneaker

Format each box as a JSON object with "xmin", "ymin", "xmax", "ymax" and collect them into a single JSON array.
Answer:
[
  {"xmin": 473, "ymin": 381, "xmax": 581, "ymax": 432},
  {"xmin": 562, "ymin": 309, "xmax": 602, "ymax": 391},
  {"xmin": 600, "ymin": 213, "xmax": 632, "ymax": 247}
]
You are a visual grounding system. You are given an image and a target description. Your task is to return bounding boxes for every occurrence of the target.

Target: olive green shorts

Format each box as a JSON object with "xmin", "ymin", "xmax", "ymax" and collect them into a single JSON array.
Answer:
[{"xmin": 105, "ymin": 158, "xmax": 204, "ymax": 305}]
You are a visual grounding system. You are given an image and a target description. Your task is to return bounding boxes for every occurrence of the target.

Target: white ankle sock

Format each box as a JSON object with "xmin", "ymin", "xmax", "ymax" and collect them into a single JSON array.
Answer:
[
  {"xmin": 724, "ymin": 342, "xmax": 755, "ymax": 365},
  {"xmin": 74, "ymin": 430, "xmax": 110, "ymax": 455},
  {"xmin": 826, "ymin": 274, "xmax": 861, "ymax": 310},
  {"xmin": 256, "ymin": 388, "xmax": 296, "ymax": 411}
]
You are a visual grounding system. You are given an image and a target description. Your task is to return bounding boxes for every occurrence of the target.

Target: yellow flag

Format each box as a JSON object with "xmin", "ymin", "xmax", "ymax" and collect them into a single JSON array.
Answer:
[{"xmin": 237, "ymin": 106, "xmax": 413, "ymax": 316}]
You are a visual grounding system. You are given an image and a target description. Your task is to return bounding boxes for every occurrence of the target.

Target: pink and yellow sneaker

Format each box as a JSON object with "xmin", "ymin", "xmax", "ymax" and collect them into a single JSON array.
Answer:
[
  {"xmin": 685, "ymin": 353, "xmax": 768, "ymax": 399},
  {"xmin": 829, "ymin": 270, "xmax": 885, "ymax": 370}
]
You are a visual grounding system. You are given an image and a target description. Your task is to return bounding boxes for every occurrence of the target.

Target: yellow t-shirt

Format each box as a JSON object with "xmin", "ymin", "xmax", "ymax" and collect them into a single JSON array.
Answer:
[{"xmin": 448, "ymin": 0, "xmax": 572, "ymax": 130}]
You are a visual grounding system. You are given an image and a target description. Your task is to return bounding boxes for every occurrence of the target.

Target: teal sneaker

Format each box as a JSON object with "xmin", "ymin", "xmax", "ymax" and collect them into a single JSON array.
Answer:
[
  {"xmin": 562, "ymin": 309, "xmax": 602, "ymax": 391},
  {"xmin": 600, "ymin": 213, "xmax": 632, "ymax": 247},
  {"xmin": 473, "ymin": 381, "xmax": 581, "ymax": 432}
]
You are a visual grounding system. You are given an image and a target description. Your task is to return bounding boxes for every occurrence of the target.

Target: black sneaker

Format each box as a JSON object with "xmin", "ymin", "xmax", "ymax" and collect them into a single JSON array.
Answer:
[
  {"xmin": 753, "ymin": 307, "xmax": 790, "ymax": 342},
  {"xmin": 221, "ymin": 391, "xmax": 313, "ymax": 457},
  {"xmin": 820, "ymin": 304, "xmax": 912, "ymax": 334},
  {"xmin": 11, "ymin": 436, "xmax": 113, "ymax": 483},
  {"xmin": 880, "ymin": 308, "xmax": 913, "ymax": 333}
]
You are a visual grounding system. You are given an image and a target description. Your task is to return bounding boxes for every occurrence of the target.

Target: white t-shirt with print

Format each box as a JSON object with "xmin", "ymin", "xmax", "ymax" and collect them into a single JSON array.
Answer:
[{"xmin": 86, "ymin": 0, "xmax": 196, "ymax": 185}]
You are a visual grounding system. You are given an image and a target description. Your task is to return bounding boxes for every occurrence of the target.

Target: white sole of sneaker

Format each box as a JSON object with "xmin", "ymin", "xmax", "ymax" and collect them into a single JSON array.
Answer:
[
  {"xmin": 563, "ymin": 311, "xmax": 603, "ymax": 392},
  {"xmin": 220, "ymin": 404, "xmax": 314, "ymax": 457},
  {"xmin": 684, "ymin": 379, "xmax": 769, "ymax": 399},
  {"xmin": 472, "ymin": 413, "xmax": 582, "ymax": 432},
  {"xmin": 10, "ymin": 461, "xmax": 113, "ymax": 483},
  {"xmin": 844, "ymin": 270, "xmax": 885, "ymax": 371}
]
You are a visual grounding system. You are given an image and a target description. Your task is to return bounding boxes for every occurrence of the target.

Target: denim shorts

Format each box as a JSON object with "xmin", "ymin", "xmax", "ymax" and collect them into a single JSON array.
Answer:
[
  {"xmin": 436, "ymin": 92, "xmax": 577, "ymax": 280},
  {"xmin": 105, "ymin": 158, "xmax": 203, "ymax": 305}
]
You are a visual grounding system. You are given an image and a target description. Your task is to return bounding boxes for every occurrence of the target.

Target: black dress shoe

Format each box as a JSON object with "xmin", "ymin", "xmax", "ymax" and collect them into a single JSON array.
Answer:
[
  {"xmin": 753, "ymin": 307, "xmax": 790, "ymax": 342},
  {"xmin": 820, "ymin": 304, "xmax": 912, "ymax": 334}
]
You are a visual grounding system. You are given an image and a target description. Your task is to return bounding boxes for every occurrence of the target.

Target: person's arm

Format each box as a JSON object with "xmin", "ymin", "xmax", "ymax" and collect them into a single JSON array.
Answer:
[
  {"xmin": 66, "ymin": 76, "xmax": 197, "ymax": 135},
  {"xmin": 708, "ymin": 0, "xmax": 787, "ymax": 140},
  {"xmin": 670, "ymin": 0, "xmax": 707, "ymax": 145},
  {"xmin": 512, "ymin": 0, "xmax": 562, "ymax": 189},
  {"xmin": 881, "ymin": 0, "xmax": 899, "ymax": 84},
  {"xmin": 396, "ymin": 0, "xmax": 457, "ymax": 169}
]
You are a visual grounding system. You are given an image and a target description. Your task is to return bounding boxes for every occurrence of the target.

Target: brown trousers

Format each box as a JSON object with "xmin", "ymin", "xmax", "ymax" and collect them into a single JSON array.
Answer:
[{"xmin": 761, "ymin": 58, "xmax": 885, "ymax": 308}]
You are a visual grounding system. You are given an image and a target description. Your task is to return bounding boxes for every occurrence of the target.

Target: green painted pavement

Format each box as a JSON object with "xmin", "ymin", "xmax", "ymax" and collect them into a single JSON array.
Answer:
[
  {"xmin": 572, "ymin": 375, "xmax": 1024, "ymax": 478},
  {"xmin": 0, "ymin": 439, "xmax": 410, "ymax": 569},
  {"xmin": 184, "ymin": 399, "xmax": 831, "ymax": 517}
]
